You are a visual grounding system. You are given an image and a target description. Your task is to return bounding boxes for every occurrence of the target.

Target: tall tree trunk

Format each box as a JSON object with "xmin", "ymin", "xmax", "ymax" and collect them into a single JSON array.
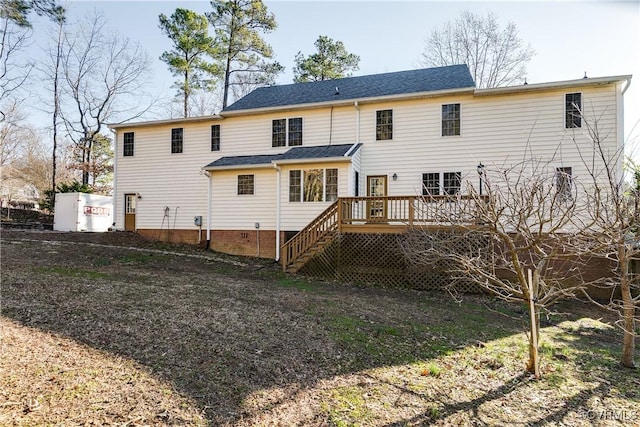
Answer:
[
  {"xmin": 525, "ymin": 268, "xmax": 541, "ymax": 378},
  {"xmin": 619, "ymin": 243, "xmax": 636, "ymax": 368},
  {"xmin": 51, "ymin": 16, "xmax": 64, "ymax": 210},
  {"xmin": 183, "ymin": 68, "xmax": 189, "ymax": 118}
]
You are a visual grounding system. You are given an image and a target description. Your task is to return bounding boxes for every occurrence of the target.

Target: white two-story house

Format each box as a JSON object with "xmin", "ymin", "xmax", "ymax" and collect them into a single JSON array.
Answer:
[{"xmin": 110, "ymin": 64, "xmax": 631, "ymax": 271}]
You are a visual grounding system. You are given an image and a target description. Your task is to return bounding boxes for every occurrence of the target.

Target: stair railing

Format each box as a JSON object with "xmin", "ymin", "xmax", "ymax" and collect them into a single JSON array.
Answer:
[{"xmin": 281, "ymin": 200, "xmax": 339, "ymax": 271}]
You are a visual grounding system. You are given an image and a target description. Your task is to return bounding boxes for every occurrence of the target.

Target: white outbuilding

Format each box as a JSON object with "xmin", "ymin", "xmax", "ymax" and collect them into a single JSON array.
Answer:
[{"xmin": 53, "ymin": 192, "xmax": 113, "ymax": 232}]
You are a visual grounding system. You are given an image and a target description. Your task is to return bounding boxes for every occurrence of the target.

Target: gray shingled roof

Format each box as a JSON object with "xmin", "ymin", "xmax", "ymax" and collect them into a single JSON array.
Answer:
[
  {"xmin": 223, "ymin": 65, "xmax": 474, "ymax": 112},
  {"xmin": 204, "ymin": 143, "xmax": 361, "ymax": 169}
]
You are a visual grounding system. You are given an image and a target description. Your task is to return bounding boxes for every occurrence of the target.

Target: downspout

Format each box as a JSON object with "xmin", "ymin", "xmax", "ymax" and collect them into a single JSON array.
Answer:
[
  {"xmin": 205, "ymin": 170, "xmax": 212, "ymax": 249},
  {"xmin": 274, "ymin": 163, "xmax": 281, "ymax": 261},
  {"xmin": 110, "ymin": 128, "xmax": 118, "ymax": 231},
  {"xmin": 354, "ymin": 101, "xmax": 360, "ymax": 143},
  {"xmin": 621, "ymin": 77, "xmax": 632, "ymax": 95}
]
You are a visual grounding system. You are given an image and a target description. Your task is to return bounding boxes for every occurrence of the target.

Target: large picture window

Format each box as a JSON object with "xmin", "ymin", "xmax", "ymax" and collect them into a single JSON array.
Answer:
[
  {"xmin": 123, "ymin": 132, "xmax": 134, "ymax": 157},
  {"xmin": 171, "ymin": 128, "xmax": 183, "ymax": 153},
  {"xmin": 376, "ymin": 109, "xmax": 393, "ymax": 140},
  {"xmin": 442, "ymin": 104, "xmax": 461, "ymax": 136},
  {"xmin": 565, "ymin": 93, "xmax": 582, "ymax": 128},
  {"xmin": 289, "ymin": 168, "xmax": 338, "ymax": 202}
]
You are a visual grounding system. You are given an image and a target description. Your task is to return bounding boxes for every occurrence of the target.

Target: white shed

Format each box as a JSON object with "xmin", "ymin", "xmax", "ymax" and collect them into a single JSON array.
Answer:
[{"xmin": 53, "ymin": 192, "xmax": 113, "ymax": 232}]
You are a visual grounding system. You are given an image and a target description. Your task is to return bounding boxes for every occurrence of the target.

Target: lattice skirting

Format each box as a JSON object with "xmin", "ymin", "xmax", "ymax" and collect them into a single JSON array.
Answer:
[{"xmin": 297, "ymin": 232, "xmax": 486, "ymax": 293}]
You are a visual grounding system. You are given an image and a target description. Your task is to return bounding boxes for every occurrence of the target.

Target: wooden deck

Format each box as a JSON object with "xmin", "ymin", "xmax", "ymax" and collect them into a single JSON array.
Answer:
[{"xmin": 282, "ymin": 195, "xmax": 485, "ymax": 272}]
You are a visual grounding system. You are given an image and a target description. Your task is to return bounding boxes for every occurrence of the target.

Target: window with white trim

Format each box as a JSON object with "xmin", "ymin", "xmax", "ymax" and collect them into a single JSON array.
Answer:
[
  {"xmin": 123, "ymin": 132, "xmax": 134, "ymax": 157},
  {"xmin": 442, "ymin": 103, "xmax": 460, "ymax": 136},
  {"xmin": 171, "ymin": 128, "xmax": 183, "ymax": 153},
  {"xmin": 555, "ymin": 167, "xmax": 572, "ymax": 201},
  {"xmin": 422, "ymin": 171, "xmax": 461, "ymax": 195},
  {"xmin": 376, "ymin": 109, "xmax": 393, "ymax": 140},
  {"xmin": 211, "ymin": 125, "xmax": 220, "ymax": 151},
  {"xmin": 237, "ymin": 174, "xmax": 254, "ymax": 195},
  {"xmin": 273, "ymin": 117, "xmax": 303, "ymax": 147},
  {"xmin": 565, "ymin": 93, "xmax": 582, "ymax": 128},
  {"xmin": 422, "ymin": 173, "xmax": 440, "ymax": 196}
]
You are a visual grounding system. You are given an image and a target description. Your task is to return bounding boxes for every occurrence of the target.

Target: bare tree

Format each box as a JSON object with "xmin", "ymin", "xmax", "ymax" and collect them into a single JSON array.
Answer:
[
  {"xmin": 0, "ymin": 15, "xmax": 32, "ymax": 118},
  {"xmin": 402, "ymin": 156, "xmax": 595, "ymax": 378},
  {"xmin": 60, "ymin": 12, "xmax": 153, "ymax": 186},
  {"xmin": 420, "ymin": 10, "xmax": 534, "ymax": 88},
  {"xmin": 0, "ymin": 100, "xmax": 26, "ymax": 166},
  {"xmin": 572, "ymin": 115, "xmax": 639, "ymax": 368}
]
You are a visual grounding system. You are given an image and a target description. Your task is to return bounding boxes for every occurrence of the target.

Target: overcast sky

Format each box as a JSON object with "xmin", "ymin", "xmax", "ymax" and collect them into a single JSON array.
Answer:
[{"xmin": 22, "ymin": 0, "xmax": 640, "ymax": 149}]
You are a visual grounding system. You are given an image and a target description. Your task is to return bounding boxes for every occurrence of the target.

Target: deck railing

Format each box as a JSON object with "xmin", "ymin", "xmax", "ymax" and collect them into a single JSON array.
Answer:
[
  {"xmin": 338, "ymin": 195, "xmax": 484, "ymax": 227},
  {"xmin": 281, "ymin": 195, "xmax": 486, "ymax": 270}
]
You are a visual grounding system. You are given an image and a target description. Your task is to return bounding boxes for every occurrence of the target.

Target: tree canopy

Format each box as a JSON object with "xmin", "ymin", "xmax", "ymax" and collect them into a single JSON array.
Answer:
[
  {"xmin": 420, "ymin": 10, "xmax": 534, "ymax": 88},
  {"xmin": 1, "ymin": 0, "xmax": 65, "ymax": 27},
  {"xmin": 207, "ymin": 0, "xmax": 282, "ymax": 108},
  {"xmin": 293, "ymin": 35, "xmax": 360, "ymax": 83},
  {"xmin": 159, "ymin": 8, "xmax": 219, "ymax": 117}
]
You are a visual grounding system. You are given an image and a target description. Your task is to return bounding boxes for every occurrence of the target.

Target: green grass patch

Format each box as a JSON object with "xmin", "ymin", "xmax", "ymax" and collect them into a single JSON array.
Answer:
[
  {"xmin": 323, "ymin": 385, "xmax": 376, "ymax": 427},
  {"xmin": 326, "ymin": 315, "xmax": 453, "ymax": 368},
  {"xmin": 34, "ymin": 266, "xmax": 111, "ymax": 280},
  {"xmin": 92, "ymin": 257, "xmax": 112, "ymax": 267}
]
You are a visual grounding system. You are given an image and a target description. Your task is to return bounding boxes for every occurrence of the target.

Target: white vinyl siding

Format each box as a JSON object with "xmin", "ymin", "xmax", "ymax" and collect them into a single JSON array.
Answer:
[
  {"xmin": 211, "ymin": 169, "xmax": 277, "ymax": 230},
  {"xmin": 113, "ymin": 82, "xmax": 619, "ymax": 234}
]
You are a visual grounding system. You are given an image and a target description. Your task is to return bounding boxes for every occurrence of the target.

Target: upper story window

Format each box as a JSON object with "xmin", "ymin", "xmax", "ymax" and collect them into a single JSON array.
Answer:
[
  {"xmin": 422, "ymin": 173, "xmax": 440, "ymax": 196},
  {"xmin": 273, "ymin": 117, "xmax": 303, "ymax": 147},
  {"xmin": 237, "ymin": 174, "xmax": 254, "ymax": 195},
  {"xmin": 442, "ymin": 104, "xmax": 461, "ymax": 136},
  {"xmin": 289, "ymin": 168, "xmax": 338, "ymax": 202},
  {"xmin": 211, "ymin": 125, "xmax": 220, "ymax": 151},
  {"xmin": 555, "ymin": 167, "xmax": 572, "ymax": 201},
  {"xmin": 376, "ymin": 109, "xmax": 393, "ymax": 140},
  {"xmin": 123, "ymin": 132, "xmax": 134, "ymax": 157},
  {"xmin": 171, "ymin": 128, "xmax": 183, "ymax": 153},
  {"xmin": 565, "ymin": 93, "xmax": 582, "ymax": 128}
]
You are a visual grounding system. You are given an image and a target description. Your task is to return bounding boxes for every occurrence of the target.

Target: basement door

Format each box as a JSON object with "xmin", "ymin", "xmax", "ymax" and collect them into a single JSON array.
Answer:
[
  {"xmin": 367, "ymin": 175, "xmax": 387, "ymax": 222},
  {"xmin": 124, "ymin": 193, "xmax": 136, "ymax": 231}
]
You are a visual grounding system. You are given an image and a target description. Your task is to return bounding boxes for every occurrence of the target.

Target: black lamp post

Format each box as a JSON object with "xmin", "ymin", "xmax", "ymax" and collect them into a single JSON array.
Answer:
[{"xmin": 477, "ymin": 162, "xmax": 485, "ymax": 195}]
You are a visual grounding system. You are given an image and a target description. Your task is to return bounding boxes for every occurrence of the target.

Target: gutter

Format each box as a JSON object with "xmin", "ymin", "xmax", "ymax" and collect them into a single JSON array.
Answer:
[
  {"xmin": 269, "ymin": 156, "xmax": 352, "ymax": 166},
  {"xmin": 110, "ymin": 128, "xmax": 118, "ymax": 230},
  {"xmin": 108, "ymin": 114, "xmax": 223, "ymax": 130},
  {"xmin": 622, "ymin": 76, "xmax": 632, "ymax": 95},
  {"xmin": 474, "ymin": 75, "xmax": 633, "ymax": 97},
  {"xmin": 203, "ymin": 163, "xmax": 275, "ymax": 172}
]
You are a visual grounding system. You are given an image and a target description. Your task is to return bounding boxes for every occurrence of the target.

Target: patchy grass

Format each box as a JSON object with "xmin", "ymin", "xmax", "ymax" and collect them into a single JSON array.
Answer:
[{"xmin": 1, "ymin": 231, "xmax": 639, "ymax": 426}]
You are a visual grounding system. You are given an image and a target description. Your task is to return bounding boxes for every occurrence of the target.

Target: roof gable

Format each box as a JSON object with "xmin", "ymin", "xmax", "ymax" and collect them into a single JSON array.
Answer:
[{"xmin": 223, "ymin": 65, "xmax": 475, "ymax": 112}]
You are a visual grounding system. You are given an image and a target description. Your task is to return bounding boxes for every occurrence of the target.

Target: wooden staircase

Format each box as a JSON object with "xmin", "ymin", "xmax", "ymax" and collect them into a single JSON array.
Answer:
[{"xmin": 281, "ymin": 201, "xmax": 339, "ymax": 273}]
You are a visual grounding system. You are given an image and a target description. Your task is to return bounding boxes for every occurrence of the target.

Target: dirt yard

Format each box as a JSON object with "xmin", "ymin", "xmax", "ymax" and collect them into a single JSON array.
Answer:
[{"xmin": 1, "ymin": 230, "xmax": 638, "ymax": 426}]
